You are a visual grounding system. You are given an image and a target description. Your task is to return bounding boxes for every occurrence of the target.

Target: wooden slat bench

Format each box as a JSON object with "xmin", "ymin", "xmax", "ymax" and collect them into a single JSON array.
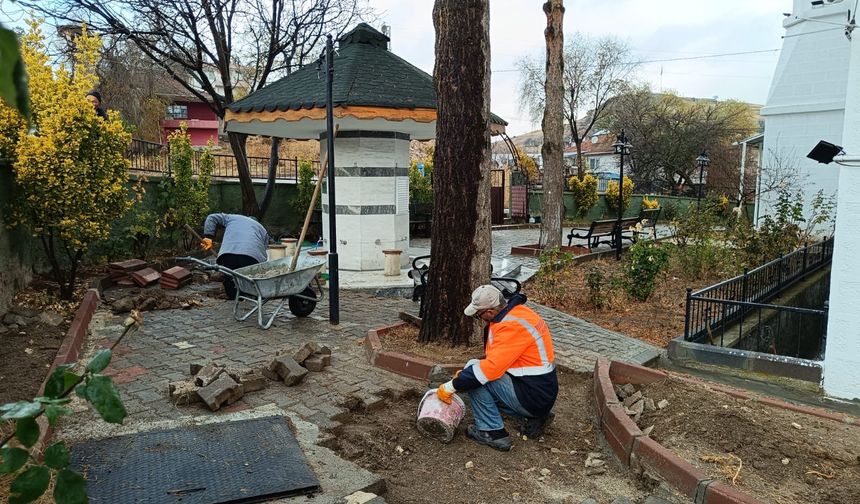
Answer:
[{"xmin": 566, "ymin": 217, "xmax": 640, "ymax": 249}]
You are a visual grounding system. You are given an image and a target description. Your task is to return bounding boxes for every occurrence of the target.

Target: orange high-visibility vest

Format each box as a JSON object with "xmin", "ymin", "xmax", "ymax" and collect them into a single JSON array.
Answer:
[{"xmin": 473, "ymin": 304, "xmax": 555, "ymax": 384}]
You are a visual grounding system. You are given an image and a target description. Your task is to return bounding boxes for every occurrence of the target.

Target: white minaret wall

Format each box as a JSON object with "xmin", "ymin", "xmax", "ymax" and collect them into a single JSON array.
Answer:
[
  {"xmin": 824, "ymin": 2, "xmax": 860, "ymax": 401},
  {"xmin": 321, "ymin": 131, "xmax": 411, "ymax": 271},
  {"xmin": 759, "ymin": 0, "xmax": 849, "ymax": 222}
]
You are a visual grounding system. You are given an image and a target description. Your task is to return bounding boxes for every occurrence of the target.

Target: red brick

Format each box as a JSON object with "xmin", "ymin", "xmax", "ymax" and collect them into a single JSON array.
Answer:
[
  {"xmin": 704, "ymin": 481, "xmax": 765, "ymax": 504},
  {"xmin": 593, "ymin": 363, "xmax": 620, "ymax": 421},
  {"xmin": 603, "ymin": 420, "xmax": 631, "ymax": 464},
  {"xmin": 602, "ymin": 403, "xmax": 641, "ymax": 462},
  {"xmin": 374, "ymin": 351, "xmax": 433, "ymax": 380},
  {"xmin": 364, "ymin": 330, "xmax": 383, "ymax": 362},
  {"xmin": 632, "ymin": 436, "xmax": 707, "ymax": 498},
  {"xmin": 104, "ymin": 365, "xmax": 149, "ymax": 385},
  {"xmin": 609, "ymin": 360, "xmax": 668, "ymax": 385},
  {"xmin": 131, "ymin": 267, "xmax": 161, "ymax": 287},
  {"xmin": 708, "ymin": 383, "xmax": 751, "ymax": 401}
]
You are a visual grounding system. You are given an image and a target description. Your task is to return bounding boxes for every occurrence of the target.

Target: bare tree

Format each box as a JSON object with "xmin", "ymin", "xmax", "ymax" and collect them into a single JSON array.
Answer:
[
  {"xmin": 419, "ymin": 0, "xmax": 492, "ymax": 346},
  {"xmin": 21, "ymin": 0, "xmax": 369, "ymax": 218},
  {"xmin": 539, "ymin": 0, "xmax": 564, "ymax": 249},
  {"xmin": 604, "ymin": 85, "xmax": 757, "ymax": 195},
  {"xmin": 519, "ymin": 33, "xmax": 635, "ymax": 178}
]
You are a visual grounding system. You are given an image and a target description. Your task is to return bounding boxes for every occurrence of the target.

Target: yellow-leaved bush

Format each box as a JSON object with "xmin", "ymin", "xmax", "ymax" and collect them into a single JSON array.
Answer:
[
  {"xmin": 567, "ymin": 173, "xmax": 599, "ymax": 217},
  {"xmin": 641, "ymin": 195, "xmax": 660, "ymax": 209},
  {"xmin": 1, "ymin": 21, "xmax": 133, "ymax": 298},
  {"xmin": 605, "ymin": 176, "xmax": 635, "ymax": 215}
]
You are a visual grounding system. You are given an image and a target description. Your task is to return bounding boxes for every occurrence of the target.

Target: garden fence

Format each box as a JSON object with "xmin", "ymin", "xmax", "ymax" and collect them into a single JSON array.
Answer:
[
  {"xmin": 129, "ymin": 138, "xmax": 317, "ymax": 182},
  {"xmin": 684, "ymin": 237, "xmax": 834, "ymax": 358}
]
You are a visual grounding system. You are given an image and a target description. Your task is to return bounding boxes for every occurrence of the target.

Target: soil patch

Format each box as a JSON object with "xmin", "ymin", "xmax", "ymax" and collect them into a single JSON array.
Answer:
[
  {"xmin": 525, "ymin": 258, "xmax": 715, "ymax": 347},
  {"xmin": 102, "ymin": 286, "xmax": 210, "ymax": 314},
  {"xmin": 328, "ymin": 371, "xmax": 658, "ymax": 503},
  {"xmin": 637, "ymin": 377, "xmax": 860, "ymax": 504},
  {"xmin": 379, "ymin": 324, "xmax": 479, "ymax": 364}
]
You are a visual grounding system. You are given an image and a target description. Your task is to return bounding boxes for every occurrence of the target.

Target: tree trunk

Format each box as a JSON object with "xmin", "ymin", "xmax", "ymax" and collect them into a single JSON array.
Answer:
[
  {"xmin": 575, "ymin": 139, "xmax": 584, "ymax": 179},
  {"xmin": 539, "ymin": 0, "xmax": 565, "ymax": 248},
  {"xmin": 419, "ymin": 0, "xmax": 492, "ymax": 346},
  {"xmin": 227, "ymin": 131, "xmax": 261, "ymax": 217},
  {"xmin": 259, "ymin": 137, "xmax": 282, "ymax": 218}
]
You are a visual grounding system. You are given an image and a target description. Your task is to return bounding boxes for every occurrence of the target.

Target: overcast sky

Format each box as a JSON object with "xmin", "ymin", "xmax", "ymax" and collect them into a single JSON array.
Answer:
[
  {"xmin": 372, "ymin": 0, "xmax": 789, "ymax": 136},
  {"xmin": 1, "ymin": 0, "xmax": 791, "ymax": 137}
]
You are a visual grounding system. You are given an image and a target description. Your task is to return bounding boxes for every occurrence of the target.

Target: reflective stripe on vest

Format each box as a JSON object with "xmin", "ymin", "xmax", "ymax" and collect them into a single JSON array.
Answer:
[{"xmin": 502, "ymin": 313, "xmax": 554, "ymax": 377}]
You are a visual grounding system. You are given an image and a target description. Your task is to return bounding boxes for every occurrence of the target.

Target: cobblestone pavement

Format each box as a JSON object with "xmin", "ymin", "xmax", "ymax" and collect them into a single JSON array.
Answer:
[{"xmin": 67, "ymin": 289, "xmax": 659, "ymax": 435}]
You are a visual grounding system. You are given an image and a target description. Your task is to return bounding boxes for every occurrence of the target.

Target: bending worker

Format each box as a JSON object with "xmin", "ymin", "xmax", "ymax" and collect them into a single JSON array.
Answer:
[
  {"xmin": 201, "ymin": 213, "xmax": 269, "ymax": 299},
  {"xmin": 437, "ymin": 284, "xmax": 558, "ymax": 452}
]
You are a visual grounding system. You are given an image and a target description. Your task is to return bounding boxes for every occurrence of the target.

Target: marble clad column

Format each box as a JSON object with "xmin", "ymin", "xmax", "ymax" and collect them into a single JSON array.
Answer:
[{"xmin": 321, "ymin": 130, "xmax": 411, "ymax": 271}]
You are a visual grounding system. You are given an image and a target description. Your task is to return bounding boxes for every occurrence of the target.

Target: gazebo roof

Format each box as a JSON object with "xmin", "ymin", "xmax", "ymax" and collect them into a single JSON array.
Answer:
[{"xmin": 226, "ymin": 23, "xmax": 506, "ymax": 139}]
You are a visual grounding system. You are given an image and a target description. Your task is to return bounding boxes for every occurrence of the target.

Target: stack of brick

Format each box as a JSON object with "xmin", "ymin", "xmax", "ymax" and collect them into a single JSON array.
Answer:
[
  {"xmin": 263, "ymin": 342, "xmax": 332, "ymax": 385},
  {"xmin": 168, "ymin": 362, "xmax": 268, "ymax": 411},
  {"xmin": 131, "ymin": 267, "xmax": 161, "ymax": 287},
  {"xmin": 108, "ymin": 259, "xmax": 148, "ymax": 286},
  {"xmin": 160, "ymin": 266, "xmax": 192, "ymax": 290}
]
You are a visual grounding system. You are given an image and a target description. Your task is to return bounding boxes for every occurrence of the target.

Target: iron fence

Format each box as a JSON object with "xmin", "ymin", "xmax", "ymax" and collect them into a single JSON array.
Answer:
[
  {"xmin": 684, "ymin": 236, "xmax": 834, "ymax": 355},
  {"xmin": 128, "ymin": 138, "xmax": 317, "ymax": 181}
]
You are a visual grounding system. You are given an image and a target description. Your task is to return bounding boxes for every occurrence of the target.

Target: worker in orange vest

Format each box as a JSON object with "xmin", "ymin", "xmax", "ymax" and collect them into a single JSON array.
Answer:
[{"xmin": 437, "ymin": 285, "xmax": 558, "ymax": 451}]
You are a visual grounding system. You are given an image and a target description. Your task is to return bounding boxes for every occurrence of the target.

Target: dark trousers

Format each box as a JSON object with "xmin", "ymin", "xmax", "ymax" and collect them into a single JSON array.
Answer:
[{"xmin": 217, "ymin": 253, "xmax": 259, "ymax": 299}]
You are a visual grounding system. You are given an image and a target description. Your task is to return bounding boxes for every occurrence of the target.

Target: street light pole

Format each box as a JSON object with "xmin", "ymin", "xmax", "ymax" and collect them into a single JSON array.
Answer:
[
  {"xmin": 325, "ymin": 34, "xmax": 339, "ymax": 325},
  {"xmin": 696, "ymin": 150, "xmax": 710, "ymax": 209},
  {"xmin": 613, "ymin": 131, "xmax": 631, "ymax": 261}
]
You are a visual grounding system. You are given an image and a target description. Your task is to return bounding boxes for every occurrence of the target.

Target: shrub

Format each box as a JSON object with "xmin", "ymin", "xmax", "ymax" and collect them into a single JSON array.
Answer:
[
  {"xmin": 662, "ymin": 201, "xmax": 678, "ymax": 221},
  {"xmin": 670, "ymin": 205, "xmax": 732, "ymax": 279},
  {"xmin": 641, "ymin": 195, "xmax": 660, "ymax": 210},
  {"xmin": 622, "ymin": 241, "xmax": 670, "ymax": 301},
  {"xmin": 605, "ymin": 176, "xmax": 635, "ymax": 214},
  {"xmin": 568, "ymin": 174, "xmax": 599, "ymax": 217},
  {"xmin": 3, "ymin": 21, "xmax": 134, "ymax": 299},
  {"xmin": 292, "ymin": 160, "xmax": 319, "ymax": 216},
  {"xmin": 159, "ymin": 127, "xmax": 212, "ymax": 249},
  {"xmin": 585, "ymin": 266, "xmax": 605, "ymax": 308},
  {"xmin": 533, "ymin": 247, "xmax": 576, "ymax": 306},
  {"xmin": 409, "ymin": 156, "xmax": 433, "ymax": 205}
]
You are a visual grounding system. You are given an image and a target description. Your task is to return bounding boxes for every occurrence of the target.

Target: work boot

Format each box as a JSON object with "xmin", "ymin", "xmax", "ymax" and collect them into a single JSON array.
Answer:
[
  {"xmin": 466, "ymin": 425, "xmax": 512, "ymax": 452},
  {"xmin": 520, "ymin": 412, "xmax": 555, "ymax": 439}
]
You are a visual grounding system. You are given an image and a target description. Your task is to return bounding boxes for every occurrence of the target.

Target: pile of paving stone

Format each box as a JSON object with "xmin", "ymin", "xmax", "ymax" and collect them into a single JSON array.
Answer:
[
  {"xmin": 168, "ymin": 342, "xmax": 332, "ymax": 411},
  {"xmin": 169, "ymin": 363, "xmax": 268, "ymax": 411},
  {"xmin": 614, "ymin": 383, "xmax": 670, "ymax": 437},
  {"xmin": 262, "ymin": 341, "xmax": 332, "ymax": 385},
  {"xmin": 109, "ymin": 259, "xmax": 193, "ymax": 290}
]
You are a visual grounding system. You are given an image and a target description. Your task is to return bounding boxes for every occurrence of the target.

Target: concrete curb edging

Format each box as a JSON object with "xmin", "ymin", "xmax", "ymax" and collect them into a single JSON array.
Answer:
[
  {"xmin": 594, "ymin": 357, "xmax": 765, "ymax": 504},
  {"xmin": 34, "ymin": 289, "xmax": 100, "ymax": 454},
  {"xmin": 365, "ymin": 322, "xmax": 462, "ymax": 381}
]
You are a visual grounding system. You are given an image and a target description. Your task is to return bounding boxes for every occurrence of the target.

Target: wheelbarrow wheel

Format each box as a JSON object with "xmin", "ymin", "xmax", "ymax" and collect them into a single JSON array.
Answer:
[{"xmin": 288, "ymin": 287, "xmax": 317, "ymax": 317}]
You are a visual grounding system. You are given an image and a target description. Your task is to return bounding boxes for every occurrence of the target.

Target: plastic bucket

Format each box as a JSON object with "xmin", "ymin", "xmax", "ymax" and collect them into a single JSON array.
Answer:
[{"xmin": 416, "ymin": 389, "xmax": 465, "ymax": 443}]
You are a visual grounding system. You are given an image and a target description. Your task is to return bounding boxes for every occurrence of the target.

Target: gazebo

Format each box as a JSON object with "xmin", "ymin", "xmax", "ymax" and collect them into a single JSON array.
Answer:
[{"xmin": 225, "ymin": 23, "xmax": 507, "ymax": 271}]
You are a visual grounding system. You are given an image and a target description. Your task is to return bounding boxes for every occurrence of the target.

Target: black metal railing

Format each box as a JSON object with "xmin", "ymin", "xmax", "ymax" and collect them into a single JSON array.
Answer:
[
  {"xmin": 684, "ymin": 237, "xmax": 834, "ymax": 355},
  {"xmin": 128, "ymin": 138, "xmax": 317, "ymax": 181}
]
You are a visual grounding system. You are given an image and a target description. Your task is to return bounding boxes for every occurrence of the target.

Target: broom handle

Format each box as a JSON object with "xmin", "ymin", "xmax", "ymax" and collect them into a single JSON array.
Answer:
[
  {"xmin": 290, "ymin": 124, "xmax": 339, "ymax": 271},
  {"xmin": 185, "ymin": 224, "xmax": 216, "ymax": 257}
]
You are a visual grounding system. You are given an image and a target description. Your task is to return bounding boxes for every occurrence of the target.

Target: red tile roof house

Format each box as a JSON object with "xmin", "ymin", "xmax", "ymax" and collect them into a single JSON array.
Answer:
[{"xmin": 155, "ymin": 79, "xmax": 220, "ymax": 147}]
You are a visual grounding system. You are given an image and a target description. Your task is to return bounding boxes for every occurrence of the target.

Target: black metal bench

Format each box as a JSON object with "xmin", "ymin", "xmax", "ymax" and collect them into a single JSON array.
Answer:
[
  {"xmin": 407, "ymin": 255, "xmax": 520, "ymax": 319},
  {"xmin": 566, "ymin": 217, "xmax": 640, "ymax": 249},
  {"xmin": 637, "ymin": 207, "xmax": 661, "ymax": 240}
]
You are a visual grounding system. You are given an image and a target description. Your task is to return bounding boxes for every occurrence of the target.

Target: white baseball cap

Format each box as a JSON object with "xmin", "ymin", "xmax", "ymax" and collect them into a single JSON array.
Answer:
[{"xmin": 464, "ymin": 285, "xmax": 504, "ymax": 316}]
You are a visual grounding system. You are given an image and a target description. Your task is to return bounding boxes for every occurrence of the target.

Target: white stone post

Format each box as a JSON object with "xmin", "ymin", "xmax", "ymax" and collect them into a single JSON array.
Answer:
[{"xmin": 824, "ymin": 26, "xmax": 860, "ymax": 400}]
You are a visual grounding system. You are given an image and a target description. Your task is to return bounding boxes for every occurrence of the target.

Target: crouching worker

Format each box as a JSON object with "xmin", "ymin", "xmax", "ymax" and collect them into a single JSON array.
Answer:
[
  {"xmin": 437, "ymin": 285, "xmax": 558, "ymax": 451},
  {"xmin": 201, "ymin": 213, "xmax": 269, "ymax": 299}
]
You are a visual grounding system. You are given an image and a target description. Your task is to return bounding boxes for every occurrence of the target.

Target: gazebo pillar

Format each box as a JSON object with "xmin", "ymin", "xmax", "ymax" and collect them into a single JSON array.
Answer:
[{"xmin": 320, "ymin": 130, "xmax": 411, "ymax": 271}]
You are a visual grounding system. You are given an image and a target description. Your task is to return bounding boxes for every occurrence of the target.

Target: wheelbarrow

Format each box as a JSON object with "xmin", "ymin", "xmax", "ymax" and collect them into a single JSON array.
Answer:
[{"xmin": 178, "ymin": 255, "xmax": 326, "ymax": 329}]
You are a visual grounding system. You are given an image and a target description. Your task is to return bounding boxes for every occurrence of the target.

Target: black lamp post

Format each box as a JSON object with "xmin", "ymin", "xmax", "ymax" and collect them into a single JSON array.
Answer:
[
  {"xmin": 325, "ymin": 34, "xmax": 339, "ymax": 325},
  {"xmin": 612, "ymin": 130, "xmax": 632, "ymax": 261},
  {"xmin": 695, "ymin": 150, "xmax": 710, "ymax": 209}
]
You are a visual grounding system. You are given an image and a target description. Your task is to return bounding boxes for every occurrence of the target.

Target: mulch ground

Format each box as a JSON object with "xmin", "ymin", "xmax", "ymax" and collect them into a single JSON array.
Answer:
[
  {"xmin": 525, "ymin": 259, "xmax": 715, "ymax": 348},
  {"xmin": 379, "ymin": 324, "xmax": 480, "ymax": 364},
  {"xmin": 637, "ymin": 377, "xmax": 860, "ymax": 504},
  {"xmin": 327, "ymin": 371, "xmax": 661, "ymax": 503}
]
